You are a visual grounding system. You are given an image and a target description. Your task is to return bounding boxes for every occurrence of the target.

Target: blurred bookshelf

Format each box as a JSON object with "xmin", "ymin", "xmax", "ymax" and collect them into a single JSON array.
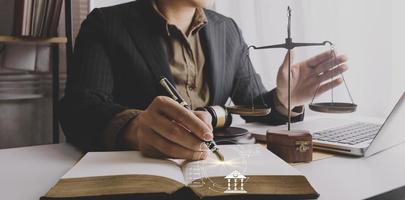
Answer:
[{"xmin": 0, "ymin": 0, "xmax": 74, "ymax": 145}]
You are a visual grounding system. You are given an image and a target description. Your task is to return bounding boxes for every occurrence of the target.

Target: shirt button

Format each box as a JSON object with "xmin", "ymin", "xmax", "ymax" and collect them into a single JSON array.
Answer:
[{"xmin": 188, "ymin": 85, "xmax": 196, "ymax": 91}]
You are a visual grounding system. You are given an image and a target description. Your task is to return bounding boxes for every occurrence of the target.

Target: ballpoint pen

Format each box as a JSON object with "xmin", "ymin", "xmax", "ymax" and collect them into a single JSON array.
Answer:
[{"xmin": 159, "ymin": 76, "xmax": 224, "ymax": 161}]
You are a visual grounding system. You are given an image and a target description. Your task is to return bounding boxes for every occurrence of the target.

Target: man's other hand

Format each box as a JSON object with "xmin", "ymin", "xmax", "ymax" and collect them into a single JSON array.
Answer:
[{"xmin": 276, "ymin": 50, "xmax": 349, "ymax": 109}]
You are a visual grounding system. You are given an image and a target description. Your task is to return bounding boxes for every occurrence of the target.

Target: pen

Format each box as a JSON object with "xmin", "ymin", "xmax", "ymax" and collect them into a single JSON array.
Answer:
[{"xmin": 159, "ymin": 77, "xmax": 224, "ymax": 161}]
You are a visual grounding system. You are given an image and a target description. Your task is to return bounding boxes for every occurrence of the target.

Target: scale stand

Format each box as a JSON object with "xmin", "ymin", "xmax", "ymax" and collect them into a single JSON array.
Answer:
[{"xmin": 249, "ymin": 6, "xmax": 356, "ymax": 131}]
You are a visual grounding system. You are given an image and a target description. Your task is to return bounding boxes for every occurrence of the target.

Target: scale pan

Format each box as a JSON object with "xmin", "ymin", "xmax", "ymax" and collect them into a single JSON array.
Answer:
[
  {"xmin": 226, "ymin": 105, "xmax": 271, "ymax": 116},
  {"xmin": 309, "ymin": 102, "xmax": 357, "ymax": 113}
]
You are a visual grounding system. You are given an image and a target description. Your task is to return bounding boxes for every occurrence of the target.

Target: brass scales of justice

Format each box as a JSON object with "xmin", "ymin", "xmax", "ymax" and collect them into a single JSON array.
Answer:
[{"xmin": 226, "ymin": 6, "xmax": 357, "ymax": 131}]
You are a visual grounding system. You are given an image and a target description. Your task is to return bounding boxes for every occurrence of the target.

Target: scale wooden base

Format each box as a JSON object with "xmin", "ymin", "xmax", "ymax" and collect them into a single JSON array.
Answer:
[{"xmin": 266, "ymin": 129, "xmax": 313, "ymax": 163}]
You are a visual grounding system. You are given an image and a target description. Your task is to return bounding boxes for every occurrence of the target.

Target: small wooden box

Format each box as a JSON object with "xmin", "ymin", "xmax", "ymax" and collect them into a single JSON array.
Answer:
[{"xmin": 266, "ymin": 130, "xmax": 313, "ymax": 163}]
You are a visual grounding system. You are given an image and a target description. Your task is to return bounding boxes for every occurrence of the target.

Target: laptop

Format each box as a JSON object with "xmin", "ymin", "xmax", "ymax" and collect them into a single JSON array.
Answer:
[{"xmin": 236, "ymin": 92, "xmax": 405, "ymax": 157}]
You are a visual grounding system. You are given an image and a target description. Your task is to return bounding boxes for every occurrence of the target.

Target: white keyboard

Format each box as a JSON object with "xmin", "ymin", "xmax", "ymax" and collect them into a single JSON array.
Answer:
[{"xmin": 313, "ymin": 122, "xmax": 381, "ymax": 145}]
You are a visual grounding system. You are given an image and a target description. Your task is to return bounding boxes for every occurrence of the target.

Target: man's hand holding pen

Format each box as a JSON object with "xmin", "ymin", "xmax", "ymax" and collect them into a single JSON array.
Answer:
[{"xmin": 122, "ymin": 96, "xmax": 214, "ymax": 161}]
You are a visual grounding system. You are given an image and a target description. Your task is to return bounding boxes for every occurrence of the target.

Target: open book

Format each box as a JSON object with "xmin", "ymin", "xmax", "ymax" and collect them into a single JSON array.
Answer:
[{"xmin": 41, "ymin": 144, "xmax": 319, "ymax": 200}]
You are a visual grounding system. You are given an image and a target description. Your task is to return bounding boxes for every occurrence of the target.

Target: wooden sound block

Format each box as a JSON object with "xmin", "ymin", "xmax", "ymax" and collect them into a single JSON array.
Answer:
[{"xmin": 266, "ymin": 130, "xmax": 313, "ymax": 163}]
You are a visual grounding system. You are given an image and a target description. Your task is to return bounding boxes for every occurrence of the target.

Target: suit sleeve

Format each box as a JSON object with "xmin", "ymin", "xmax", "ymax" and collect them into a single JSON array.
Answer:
[
  {"xmin": 228, "ymin": 19, "xmax": 304, "ymax": 125},
  {"xmin": 59, "ymin": 9, "xmax": 126, "ymax": 151}
]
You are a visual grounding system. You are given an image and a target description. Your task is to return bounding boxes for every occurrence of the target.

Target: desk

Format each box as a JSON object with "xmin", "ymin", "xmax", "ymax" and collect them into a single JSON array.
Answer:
[
  {"xmin": 295, "ymin": 144, "xmax": 405, "ymax": 199},
  {"xmin": 1, "ymin": 140, "xmax": 405, "ymax": 200}
]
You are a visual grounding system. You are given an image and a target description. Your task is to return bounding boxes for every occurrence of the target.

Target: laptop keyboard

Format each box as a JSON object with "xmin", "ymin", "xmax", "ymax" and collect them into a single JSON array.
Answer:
[{"xmin": 313, "ymin": 122, "xmax": 381, "ymax": 145}]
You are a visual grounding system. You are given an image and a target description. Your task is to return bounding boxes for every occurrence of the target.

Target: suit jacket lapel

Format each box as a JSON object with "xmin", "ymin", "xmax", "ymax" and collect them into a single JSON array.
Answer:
[
  {"xmin": 200, "ymin": 13, "xmax": 225, "ymax": 105},
  {"xmin": 123, "ymin": 0, "xmax": 175, "ymax": 85}
]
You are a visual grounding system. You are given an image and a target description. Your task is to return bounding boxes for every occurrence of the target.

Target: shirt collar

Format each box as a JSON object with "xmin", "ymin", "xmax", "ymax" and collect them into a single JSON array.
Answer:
[{"xmin": 152, "ymin": 0, "xmax": 208, "ymax": 37}]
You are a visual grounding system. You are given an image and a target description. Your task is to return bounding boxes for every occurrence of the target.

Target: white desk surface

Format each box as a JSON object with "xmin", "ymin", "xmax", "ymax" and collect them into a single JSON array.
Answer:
[
  {"xmin": 0, "ymin": 144, "xmax": 83, "ymax": 200},
  {"xmin": 1, "ymin": 122, "xmax": 404, "ymax": 200}
]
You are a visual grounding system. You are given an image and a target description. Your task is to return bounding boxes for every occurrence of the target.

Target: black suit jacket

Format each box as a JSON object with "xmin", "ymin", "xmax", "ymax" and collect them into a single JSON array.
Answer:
[{"xmin": 59, "ymin": 0, "xmax": 304, "ymax": 151}]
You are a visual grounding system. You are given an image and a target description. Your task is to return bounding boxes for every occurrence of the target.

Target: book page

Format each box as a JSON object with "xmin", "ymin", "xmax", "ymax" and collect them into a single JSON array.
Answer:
[
  {"xmin": 62, "ymin": 151, "xmax": 186, "ymax": 184},
  {"xmin": 180, "ymin": 144, "xmax": 300, "ymax": 184}
]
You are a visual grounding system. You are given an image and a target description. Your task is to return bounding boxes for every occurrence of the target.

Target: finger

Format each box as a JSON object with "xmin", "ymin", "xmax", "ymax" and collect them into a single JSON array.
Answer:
[
  {"xmin": 318, "ymin": 64, "xmax": 348, "ymax": 83},
  {"xmin": 138, "ymin": 127, "xmax": 165, "ymax": 158},
  {"xmin": 142, "ymin": 129, "xmax": 208, "ymax": 161},
  {"xmin": 314, "ymin": 54, "xmax": 348, "ymax": 75},
  {"xmin": 151, "ymin": 96, "xmax": 213, "ymax": 141},
  {"xmin": 141, "ymin": 111, "xmax": 209, "ymax": 151},
  {"xmin": 138, "ymin": 126, "xmax": 162, "ymax": 157},
  {"xmin": 193, "ymin": 111, "xmax": 213, "ymax": 131},
  {"xmin": 280, "ymin": 50, "xmax": 295, "ymax": 71},
  {"xmin": 305, "ymin": 50, "xmax": 334, "ymax": 68},
  {"xmin": 139, "ymin": 143, "xmax": 166, "ymax": 159},
  {"xmin": 317, "ymin": 78, "xmax": 343, "ymax": 95}
]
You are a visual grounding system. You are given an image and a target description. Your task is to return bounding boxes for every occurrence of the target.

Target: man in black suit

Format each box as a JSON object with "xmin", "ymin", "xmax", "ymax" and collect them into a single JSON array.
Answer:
[{"xmin": 60, "ymin": 0, "xmax": 348, "ymax": 160}]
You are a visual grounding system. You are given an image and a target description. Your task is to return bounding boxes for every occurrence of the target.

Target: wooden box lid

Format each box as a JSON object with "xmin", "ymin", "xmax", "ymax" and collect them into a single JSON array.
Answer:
[{"xmin": 266, "ymin": 130, "xmax": 312, "ymax": 146}]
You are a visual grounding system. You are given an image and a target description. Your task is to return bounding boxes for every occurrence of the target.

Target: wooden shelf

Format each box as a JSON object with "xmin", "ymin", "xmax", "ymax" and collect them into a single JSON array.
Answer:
[{"xmin": 0, "ymin": 35, "xmax": 67, "ymax": 44}]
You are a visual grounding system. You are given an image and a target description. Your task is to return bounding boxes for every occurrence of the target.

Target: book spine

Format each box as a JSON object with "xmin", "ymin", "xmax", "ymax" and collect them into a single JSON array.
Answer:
[
  {"xmin": 30, "ymin": 0, "xmax": 37, "ymax": 36},
  {"xmin": 23, "ymin": 0, "xmax": 28, "ymax": 35},
  {"xmin": 49, "ymin": 0, "xmax": 63, "ymax": 37},
  {"xmin": 35, "ymin": 0, "xmax": 46, "ymax": 37},
  {"xmin": 41, "ymin": 0, "xmax": 53, "ymax": 37},
  {"xmin": 33, "ymin": 0, "xmax": 42, "ymax": 37},
  {"xmin": 24, "ymin": 0, "xmax": 31, "ymax": 36},
  {"xmin": 26, "ymin": 0, "xmax": 33, "ymax": 36},
  {"xmin": 13, "ymin": 0, "xmax": 24, "ymax": 36},
  {"xmin": 39, "ymin": 0, "xmax": 46, "ymax": 37}
]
